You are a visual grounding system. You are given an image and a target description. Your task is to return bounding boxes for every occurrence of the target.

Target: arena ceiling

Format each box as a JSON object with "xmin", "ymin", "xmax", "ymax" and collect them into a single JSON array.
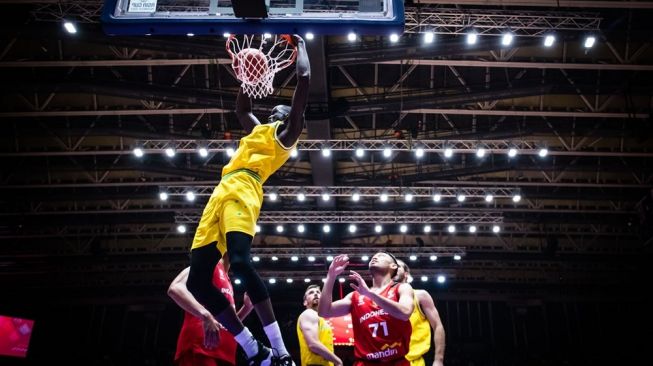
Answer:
[{"xmin": 0, "ymin": 0, "xmax": 651, "ymax": 301}]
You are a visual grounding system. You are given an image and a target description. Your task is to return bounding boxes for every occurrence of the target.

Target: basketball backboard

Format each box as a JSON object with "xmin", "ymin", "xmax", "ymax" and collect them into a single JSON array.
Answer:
[{"xmin": 102, "ymin": 0, "xmax": 404, "ymax": 36}]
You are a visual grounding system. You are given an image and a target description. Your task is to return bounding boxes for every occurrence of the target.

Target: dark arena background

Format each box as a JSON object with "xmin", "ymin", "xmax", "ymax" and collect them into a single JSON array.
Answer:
[{"xmin": 1, "ymin": 1, "xmax": 652, "ymax": 366}]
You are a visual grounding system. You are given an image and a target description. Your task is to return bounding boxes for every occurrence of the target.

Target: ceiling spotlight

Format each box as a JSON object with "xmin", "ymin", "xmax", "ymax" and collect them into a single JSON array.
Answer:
[
  {"xmin": 374, "ymin": 225, "xmax": 383, "ymax": 233},
  {"xmin": 133, "ymin": 148, "xmax": 144, "ymax": 157},
  {"xmin": 584, "ymin": 35, "xmax": 596, "ymax": 48},
  {"xmin": 409, "ymin": 255, "xmax": 417, "ymax": 261},
  {"xmin": 306, "ymin": 32, "xmax": 315, "ymax": 40},
  {"xmin": 297, "ymin": 224, "xmax": 305, "ymax": 233},
  {"xmin": 338, "ymin": 277, "xmax": 346, "ymax": 283},
  {"xmin": 352, "ymin": 193, "xmax": 361, "ymax": 202},
  {"xmin": 177, "ymin": 225, "xmax": 186, "ymax": 233},
  {"xmin": 389, "ymin": 33, "xmax": 399, "ymax": 43},
  {"xmin": 286, "ymin": 278, "xmax": 293, "ymax": 283},
  {"xmin": 454, "ymin": 255, "xmax": 462, "ymax": 261},
  {"xmin": 444, "ymin": 148, "xmax": 453, "ymax": 158},
  {"xmin": 269, "ymin": 278, "xmax": 276, "ymax": 284},
  {"xmin": 476, "ymin": 147, "xmax": 486, "ymax": 158},
  {"xmin": 198, "ymin": 147, "xmax": 209, "ymax": 157},
  {"xmin": 347, "ymin": 32, "xmax": 357, "ymax": 41},
  {"xmin": 421, "ymin": 275, "xmax": 428, "ymax": 282},
  {"xmin": 308, "ymin": 255, "xmax": 315, "ymax": 262},
  {"xmin": 348, "ymin": 224, "xmax": 357, "ymax": 233},
  {"xmin": 186, "ymin": 33, "xmax": 195, "ymax": 37},
  {"xmin": 223, "ymin": 33, "xmax": 231, "ymax": 38},
  {"xmin": 255, "ymin": 225, "xmax": 261, "ymax": 233},
  {"xmin": 297, "ymin": 193, "xmax": 306, "ymax": 202},
  {"xmin": 165, "ymin": 148, "xmax": 175, "ymax": 157},
  {"xmin": 492, "ymin": 225, "xmax": 501, "ymax": 233},
  {"xmin": 323, "ymin": 224, "xmax": 331, "ymax": 233},
  {"xmin": 304, "ymin": 278, "xmax": 311, "ymax": 283},
  {"xmin": 290, "ymin": 148, "xmax": 298, "ymax": 158},
  {"xmin": 501, "ymin": 33, "xmax": 514, "ymax": 46},
  {"xmin": 457, "ymin": 194, "xmax": 466, "ymax": 202},
  {"xmin": 291, "ymin": 256, "xmax": 299, "ymax": 262},
  {"xmin": 361, "ymin": 255, "xmax": 369, "ymax": 261},
  {"xmin": 423, "ymin": 225, "xmax": 431, "ymax": 233},
  {"xmin": 415, "ymin": 148, "xmax": 425, "ymax": 158},
  {"xmin": 263, "ymin": 33, "xmax": 272, "ymax": 39},
  {"xmin": 513, "ymin": 194, "xmax": 522, "ymax": 203},
  {"xmin": 485, "ymin": 194, "xmax": 493, "ymax": 202},
  {"xmin": 544, "ymin": 35, "xmax": 555, "ymax": 47},
  {"xmin": 538, "ymin": 148, "xmax": 549, "ymax": 157},
  {"xmin": 432, "ymin": 193, "xmax": 441, "ymax": 202},
  {"xmin": 437, "ymin": 275, "xmax": 446, "ymax": 284},
  {"xmin": 269, "ymin": 192, "xmax": 278, "ymax": 201},
  {"xmin": 321, "ymin": 147, "xmax": 331, "ymax": 157},
  {"xmin": 469, "ymin": 225, "xmax": 477, "ymax": 233},
  {"xmin": 429, "ymin": 255, "xmax": 438, "ymax": 261},
  {"xmin": 276, "ymin": 225, "xmax": 284, "ymax": 233},
  {"xmin": 234, "ymin": 278, "xmax": 241, "ymax": 285},
  {"xmin": 355, "ymin": 147, "xmax": 365, "ymax": 158},
  {"xmin": 271, "ymin": 256, "xmax": 278, "ymax": 261},
  {"xmin": 400, "ymin": 224, "xmax": 408, "ymax": 233},
  {"xmin": 404, "ymin": 193, "xmax": 414, "ymax": 202},
  {"xmin": 508, "ymin": 148, "xmax": 518, "ymax": 157},
  {"xmin": 185, "ymin": 191, "xmax": 195, "ymax": 201},
  {"xmin": 321, "ymin": 193, "xmax": 330, "ymax": 201},
  {"xmin": 423, "ymin": 31, "xmax": 435, "ymax": 44},
  {"xmin": 383, "ymin": 147, "xmax": 392, "ymax": 158},
  {"xmin": 447, "ymin": 225, "xmax": 456, "ymax": 233},
  {"xmin": 407, "ymin": 275, "xmax": 414, "ymax": 283},
  {"xmin": 326, "ymin": 255, "xmax": 334, "ymax": 261},
  {"xmin": 159, "ymin": 192, "xmax": 168, "ymax": 201},
  {"xmin": 63, "ymin": 21, "xmax": 77, "ymax": 34},
  {"xmin": 466, "ymin": 32, "xmax": 478, "ymax": 45},
  {"xmin": 252, "ymin": 256, "xmax": 260, "ymax": 262},
  {"xmin": 380, "ymin": 193, "xmax": 389, "ymax": 202}
]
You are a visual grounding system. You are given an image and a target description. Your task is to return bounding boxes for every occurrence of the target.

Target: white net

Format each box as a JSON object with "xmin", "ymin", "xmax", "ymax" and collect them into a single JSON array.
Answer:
[{"xmin": 226, "ymin": 34, "xmax": 297, "ymax": 99}]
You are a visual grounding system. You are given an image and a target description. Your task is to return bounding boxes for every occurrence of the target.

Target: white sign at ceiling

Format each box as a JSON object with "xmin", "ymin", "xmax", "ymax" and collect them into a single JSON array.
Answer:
[{"xmin": 128, "ymin": 0, "xmax": 157, "ymax": 13}]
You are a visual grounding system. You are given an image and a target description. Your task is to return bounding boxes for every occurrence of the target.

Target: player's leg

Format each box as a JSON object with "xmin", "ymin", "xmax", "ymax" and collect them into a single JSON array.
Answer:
[
  {"xmin": 227, "ymin": 231, "xmax": 294, "ymax": 365},
  {"xmin": 187, "ymin": 195, "xmax": 273, "ymax": 366}
]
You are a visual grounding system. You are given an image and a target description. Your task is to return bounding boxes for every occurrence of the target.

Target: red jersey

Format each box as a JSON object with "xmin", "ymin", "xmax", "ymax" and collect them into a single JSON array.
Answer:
[
  {"xmin": 350, "ymin": 282, "xmax": 412, "ymax": 365},
  {"xmin": 174, "ymin": 262, "xmax": 237, "ymax": 365}
]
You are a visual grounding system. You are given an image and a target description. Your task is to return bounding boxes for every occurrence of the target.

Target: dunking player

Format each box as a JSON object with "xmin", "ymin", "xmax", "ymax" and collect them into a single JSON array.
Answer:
[
  {"xmin": 186, "ymin": 34, "xmax": 309, "ymax": 366},
  {"xmin": 395, "ymin": 260, "xmax": 446, "ymax": 366},
  {"xmin": 318, "ymin": 252, "xmax": 414, "ymax": 366}
]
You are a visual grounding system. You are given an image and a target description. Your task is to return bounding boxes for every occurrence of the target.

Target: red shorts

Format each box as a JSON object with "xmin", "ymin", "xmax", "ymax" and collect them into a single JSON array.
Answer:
[{"xmin": 176, "ymin": 352, "xmax": 235, "ymax": 366}]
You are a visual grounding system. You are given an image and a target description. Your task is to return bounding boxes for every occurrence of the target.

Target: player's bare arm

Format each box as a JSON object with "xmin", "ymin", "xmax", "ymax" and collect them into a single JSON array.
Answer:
[
  {"xmin": 318, "ymin": 254, "xmax": 352, "ymax": 317},
  {"xmin": 278, "ymin": 34, "xmax": 310, "ymax": 147},
  {"xmin": 235, "ymin": 87, "xmax": 261, "ymax": 134}
]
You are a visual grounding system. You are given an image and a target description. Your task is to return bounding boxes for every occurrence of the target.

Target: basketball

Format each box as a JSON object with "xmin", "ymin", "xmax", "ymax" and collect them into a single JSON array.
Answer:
[{"xmin": 235, "ymin": 48, "xmax": 268, "ymax": 84}]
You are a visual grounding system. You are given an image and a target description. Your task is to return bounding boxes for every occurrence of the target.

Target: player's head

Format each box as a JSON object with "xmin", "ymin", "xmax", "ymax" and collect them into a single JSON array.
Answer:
[
  {"xmin": 303, "ymin": 284, "xmax": 321, "ymax": 310},
  {"xmin": 369, "ymin": 251, "xmax": 399, "ymax": 277},
  {"xmin": 393, "ymin": 259, "xmax": 410, "ymax": 283},
  {"xmin": 268, "ymin": 105, "xmax": 291, "ymax": 124}
]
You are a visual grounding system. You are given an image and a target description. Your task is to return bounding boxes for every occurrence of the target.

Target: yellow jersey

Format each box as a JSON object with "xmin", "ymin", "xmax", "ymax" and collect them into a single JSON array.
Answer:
[
  {"xmin": 296, "ymin": 310, "xmax": 335, "ymax": 366},
  {"xmin": 221, "ymin": 121, "xmax": 295, "ymax": 184},
  {"xmin": 406, "ymin": 292, "xmax": 431, "ymax": 364}
]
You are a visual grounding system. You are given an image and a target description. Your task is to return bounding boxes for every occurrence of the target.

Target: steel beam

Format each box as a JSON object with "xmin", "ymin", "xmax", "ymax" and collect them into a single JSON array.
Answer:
[{"xmin": 377, "ymin": 59, "xmax": 653, "ymax": 72}]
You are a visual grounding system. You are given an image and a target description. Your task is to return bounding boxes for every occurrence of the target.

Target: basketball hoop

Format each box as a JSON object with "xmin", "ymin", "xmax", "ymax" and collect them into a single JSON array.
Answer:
[{"xmin": 226, "ymin": 34, "xmax": 297, "ymax": 99}]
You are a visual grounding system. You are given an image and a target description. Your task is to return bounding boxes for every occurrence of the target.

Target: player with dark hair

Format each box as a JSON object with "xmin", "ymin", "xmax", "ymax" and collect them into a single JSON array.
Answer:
[{"xmin": 318, "ymin": 252, "xmax": 414, "ymax": 366}]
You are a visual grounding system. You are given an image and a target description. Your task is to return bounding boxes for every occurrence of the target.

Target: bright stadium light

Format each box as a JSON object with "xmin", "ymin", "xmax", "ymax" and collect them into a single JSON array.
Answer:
[
  {"xmin": 133, "ymin": 148, "xmax": 144, "ymax": 157},
  {"xmin": 544, "ymin": 35, "xmax": 555, "ymax": 47},
  {"xmin": 198, "ymin": 147, "xmax": 209, "ymax": 157}
]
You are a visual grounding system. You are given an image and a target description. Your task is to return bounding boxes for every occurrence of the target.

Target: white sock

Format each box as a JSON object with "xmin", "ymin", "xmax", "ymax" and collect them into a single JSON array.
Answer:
[
  {"xmin": 263, "ymin": 321, "xmax": 288, "ymax": 356},
  {"xmin": 234, "ymin": 328, "xmax": 259, "ymax": 358}
]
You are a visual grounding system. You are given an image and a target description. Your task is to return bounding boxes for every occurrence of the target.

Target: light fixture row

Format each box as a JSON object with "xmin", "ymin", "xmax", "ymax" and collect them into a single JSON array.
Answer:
[
  {"xmin": 176, "ymin": 223, "xmax": 501, "ymax": 234},
  {"xmin": 135, "ymin": 146, "xmax": 549, "ymax": 160},
  {"xmin": 232, "ymin": 274, "xmax": 447, "ymax": 285}
]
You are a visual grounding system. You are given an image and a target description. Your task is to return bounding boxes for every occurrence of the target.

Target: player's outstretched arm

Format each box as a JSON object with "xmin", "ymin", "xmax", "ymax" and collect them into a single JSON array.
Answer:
[
  {"xmin": 279, "ymin": 34, "xmax": 310, "ymax": 147},
  {"xmin": 416, "ymin": 290, "xmax": 445, "ymax": 366},
  {"xmin": 235, "ymin": 87, "xmax": 261, "ymax": 134}
]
